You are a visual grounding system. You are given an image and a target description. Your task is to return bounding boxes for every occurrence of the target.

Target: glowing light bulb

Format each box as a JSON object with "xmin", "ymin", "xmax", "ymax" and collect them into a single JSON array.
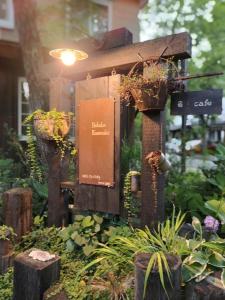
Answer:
[{"xmin": 60, "ymin": 50, "xmax": 76, "ymax": 66}]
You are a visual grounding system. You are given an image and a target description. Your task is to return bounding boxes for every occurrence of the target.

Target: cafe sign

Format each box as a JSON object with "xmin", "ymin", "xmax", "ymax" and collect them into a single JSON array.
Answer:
[
  {"xmin": 171, "ymin": 89, "xmax": 223, "ymax": 115},
  {"xmin": 79, "ymin": 98, "xmax": 115, "ymax": 187}
]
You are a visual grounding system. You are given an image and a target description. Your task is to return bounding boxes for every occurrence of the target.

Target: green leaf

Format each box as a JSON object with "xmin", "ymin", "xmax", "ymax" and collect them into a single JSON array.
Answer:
[
  {"xmin": 221, "ymin": 269, "xmax": 225, "ymax": 289},
  {"xmin": 208, "ymin": 252, "xmax": 225, "ymax": 268},
  {"xmin": 82, "ymin": 216, "xmax": 95, "ymax": 228},
  {"xmin": 66, "ymin": 239, "xmax": 75, "ymax": 252},
  {"xmin": 186, "ymin": 239, "xmax": 205, "ymax": 251},
  {"xmin": 94, "ymin": 224, "xmax": 101, "ymax": 233},
  {"xmin": 75, "ymin": 215, "xmax": 85, "ymax": 221},
  {"xmin": 183, "ymin": 251, "xmax": 208, "ymax": 265},
  {"xmin": 195, "ymin": 268, "xmax": 213, "ymax": 282},
  {"xmin": 192, "ymin": 217, "xmax": 202, "ymax": 236},
  {"xmin": 205, "ymin": 199, "xmax": 225, "ymax": 223},
  {"xmin": 74, "ymin": 234, "xmax": 86, "ymax": 246},
  {"xmin": 182, "ymin": 263, "xmax": 206, "ymax": 282},
  {"xmin": 93, "ymin": 214, "xmax": 103, "ymax": 224},
  {"xmin": 59, "ymin": 228, "xmax": 70, "ymax": 241},
  {"xmin": 83, "ymin": 244, "xmax": 96, "ymax": 256}
]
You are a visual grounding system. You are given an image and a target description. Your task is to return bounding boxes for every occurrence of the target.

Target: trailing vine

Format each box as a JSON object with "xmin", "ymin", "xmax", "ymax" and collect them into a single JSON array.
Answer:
[
  {"xmin": 123, "ymin": 171, "xmax": 141, "ymax": 219},
  {"xmin": 24, "ymin": 109, "xmax": 77, "ymax": 182}
]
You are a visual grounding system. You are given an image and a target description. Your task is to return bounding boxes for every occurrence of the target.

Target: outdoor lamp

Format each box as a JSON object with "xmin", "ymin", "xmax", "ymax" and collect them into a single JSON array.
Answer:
[{"xmin": 49, "ymin": 48, "xmax": 88, "ymax": 66}]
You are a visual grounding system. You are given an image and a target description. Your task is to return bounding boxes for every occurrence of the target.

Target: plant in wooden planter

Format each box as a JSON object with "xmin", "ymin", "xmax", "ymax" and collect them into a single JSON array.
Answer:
[
  {"xmin": 119, "ymin": 59, "xmax": 177, "ymax": 112},
  {"xmin": 84, "ymin": 210, "xmax": 186, "ymax": 299},
  {"xmin": 0, "ymin": 225, "xmax": 16, "ymax": 256},
  {"xmin": 24, "ymin": 109, "xmax": 76, "ymax": 181}
]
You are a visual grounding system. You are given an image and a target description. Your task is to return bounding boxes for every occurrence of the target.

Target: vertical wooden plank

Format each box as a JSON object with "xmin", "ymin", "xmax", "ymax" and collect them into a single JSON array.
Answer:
[
  {"xmin": 3, "ymin": 188, "xmax": 32, "ymax": 241},
  {"xmin": 75, "ymin": 75, "xmax": 121, "ymax": 214},
  {"xmin": 46, "ymin": 142, "xmax": 69, "ymax": 227},
  {"xmin": 141, "ymin": 111, "xmax": 165, "ymax": 227},
  {"xmin": 49, "ymin": 77, "xmax": 73, "ymax": 112}
]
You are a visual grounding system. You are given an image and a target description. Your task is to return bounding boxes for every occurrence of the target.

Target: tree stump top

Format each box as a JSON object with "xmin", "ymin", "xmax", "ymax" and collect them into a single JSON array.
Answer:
[
  {"xmin": 14, "ymin": 249, "xmax": 60, "ymax": 270},
  {"xmin": 4, "ymin": 187, "xmax": 32, "ymax": 195}
]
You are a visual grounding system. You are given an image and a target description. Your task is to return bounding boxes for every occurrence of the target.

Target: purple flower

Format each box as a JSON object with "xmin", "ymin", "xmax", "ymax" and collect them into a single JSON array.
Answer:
[{"xmin": 204, "ymin": 216, "xmax": 219, "ymax": 233}]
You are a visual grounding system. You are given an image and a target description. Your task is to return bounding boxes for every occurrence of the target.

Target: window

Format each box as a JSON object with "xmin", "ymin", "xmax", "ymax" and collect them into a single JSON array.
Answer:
[
  {"xmin": 0, "ymin": 0, "xmax": 15, "ymax": 29},
  {"xmin": 65, "ymin": 0, "xmax": 111, "ymax": 40},
  {"xmin": 18, "ymin": 77, "xmax": 31, "ymax": 140}
]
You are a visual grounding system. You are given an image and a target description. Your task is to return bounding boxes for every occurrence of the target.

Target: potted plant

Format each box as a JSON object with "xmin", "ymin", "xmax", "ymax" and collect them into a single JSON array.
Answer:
[
  {"xmin": 24, "ymin": 109, "xmax": 77, "ymax": 181},
  {"xmin": 119, "ymin": 59, "xmax": 178, "ymax": 112},
  {"xmin": 0, "ymin": 225, "xmax": 15, "ymax": 256}
]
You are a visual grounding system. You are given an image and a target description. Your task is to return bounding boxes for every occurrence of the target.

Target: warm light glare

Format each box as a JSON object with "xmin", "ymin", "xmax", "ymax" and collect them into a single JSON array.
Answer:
[{"xmin": 60, "ymin": 50, "xmax": 76, "ymax": 66}]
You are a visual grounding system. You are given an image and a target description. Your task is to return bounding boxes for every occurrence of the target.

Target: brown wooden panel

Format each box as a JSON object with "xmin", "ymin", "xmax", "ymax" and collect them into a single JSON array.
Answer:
[
  {"xmin": 75, "ymin": 75, "xmax": 121, "ymax": 214},
  {"xmin": 79, "ymin": 98, "xmax": 115, "ymax": 186},
  {"xmin": 44, "ymin": 32, "xmax": 191, "ymax": 81}
]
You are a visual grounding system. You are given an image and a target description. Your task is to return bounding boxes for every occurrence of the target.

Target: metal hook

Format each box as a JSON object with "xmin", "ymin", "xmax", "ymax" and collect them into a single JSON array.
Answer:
[
  {"xmin": 111, "ymin": 68, "xmax": 117, "ymax": 76},
  {"xmin": 86, "ymin": 73, "xmax": 92, "ymax": 80}
]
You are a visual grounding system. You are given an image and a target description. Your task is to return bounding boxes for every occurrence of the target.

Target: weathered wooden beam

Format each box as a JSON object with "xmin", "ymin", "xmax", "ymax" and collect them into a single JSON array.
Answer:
[
  {"xmin": 43, "ymin": 32, "xmax": 191, "ymax": 81},
  {"xmin": 3, "ymin": 188, "xmax": 32, "ymax": 241}
]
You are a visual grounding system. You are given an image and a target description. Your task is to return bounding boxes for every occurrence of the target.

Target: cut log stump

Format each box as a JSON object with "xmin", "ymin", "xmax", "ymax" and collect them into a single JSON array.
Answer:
[
  {"xmin": 13, "ymin": 249, "xmax": 60, "ymax": 300},
  {"xmin": 135, "ymin": 253, "xmax": 182, "ymax": 300},
  {"xmin": 0, "ymin": 251, "xmax": 13, "ymax": 274},
  {"xmin": 3, "ymin": 188, "xmax": 32, "ymax": 241},
  {"xmin": 185, "ymin": 272, "xmax": 225, "ymax": 300}
]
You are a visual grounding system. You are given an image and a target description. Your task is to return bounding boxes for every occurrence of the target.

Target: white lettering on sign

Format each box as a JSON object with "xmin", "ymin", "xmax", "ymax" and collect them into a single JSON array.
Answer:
[
  {"xmin": 194, "ymin": 99, "xmax": 212, "ymax": 107},
  {"xmin": 91, "ymin": 121, "xmax": 110, "ymax": 136},
  {"xmin": 177, "ymin": 100, "xmax": 183, "ymax": 108}
]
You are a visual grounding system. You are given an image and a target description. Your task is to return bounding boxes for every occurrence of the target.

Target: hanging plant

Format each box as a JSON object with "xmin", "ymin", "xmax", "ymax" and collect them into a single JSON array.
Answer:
[
  {"xmin": 24, "ymin": 109, "xmax": 77, "ymax": 182},
  {"xmin": 119, "ymin": 58, "xmax": 178, "ymax": 112},
  {"xmin": 123, "ymin": 171, "xmax": 141, "ymax": 220},
  {"xmin": 145, "ymin": 151, "xmax": 171, "ymax": 222}
]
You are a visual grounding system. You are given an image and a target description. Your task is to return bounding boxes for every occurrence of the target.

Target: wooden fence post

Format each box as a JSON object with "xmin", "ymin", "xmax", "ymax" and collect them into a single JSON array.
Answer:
[
  {"xmin": 135, "ymin": 253, "xmax": 181, "ymax": 300},
  {"xmin": 13, "ymin": 249, "xmax": 60, "ymax": 300},
  {"xmin": 3, "ymin": 188, "xmax": 32, "ymax": 241}
]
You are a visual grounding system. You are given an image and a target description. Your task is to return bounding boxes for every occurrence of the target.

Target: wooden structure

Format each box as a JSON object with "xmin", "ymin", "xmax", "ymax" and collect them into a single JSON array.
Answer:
[
  {"xmin": 135, "ymin": 253, "xmax": 182, "ymax": 300},
  {"xmin": 0, "ymin": 238, "xmax": 13, "ymax": 274},
  {"xmin": 13, "ymin": 249, "xmax": 60, "ymax": 300},
  {"xmin": 3, "ymin": 188, "xmax": 32, "ymax": 241},
  {"xmin": 47, "ymin": 28, "xmax": 192, "ymax": 227}
]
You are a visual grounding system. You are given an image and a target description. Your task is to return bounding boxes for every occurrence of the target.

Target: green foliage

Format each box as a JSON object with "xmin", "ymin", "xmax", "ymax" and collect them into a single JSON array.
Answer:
[
  {"xmin": 182, "ymin": 216, "xmax": 225, "ymax": 289},
  {"xmin": 166, "ymin": 170, "xmax": 211, "ymax": 220},
  {"xmin": 0, "ymin": 225, "xmax": 16, "ymax": 241},
  {"xmin": 83, "ymin": 210, "xmax": 186, "ymax": 298},
  {"xmin": 16, "ymin": 218, "xmax": 64, "ymax": 255},
  {"xmin": 59, "ymin": 214, "xmax": 119, "ymax": 256},
  {"xmin": 123, "ymin": 171, "xmax": 141, "ymax": 219},
  {"xmin": 24, "ymin": 109, "xmax": 76, "ymax": 182},
  {"xmin": 0, "ymin": 268, "xmax": 13, "ymax": 300}
]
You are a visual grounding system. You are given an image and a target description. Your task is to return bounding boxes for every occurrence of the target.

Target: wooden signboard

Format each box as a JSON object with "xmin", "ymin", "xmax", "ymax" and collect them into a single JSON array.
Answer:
[
  {"xmin": 79, "ymin": 98, "xmax": 115, "ymax": 187},
  {"xmin": 75, "ymin": 75, "xmax": 121, "ymax": 214},
  {"xmin": 171, "ymin": 89, "xmax": 223, "ymax": 115}
]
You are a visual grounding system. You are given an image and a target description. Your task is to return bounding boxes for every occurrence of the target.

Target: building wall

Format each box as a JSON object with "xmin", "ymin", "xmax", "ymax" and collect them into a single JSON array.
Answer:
[{"xmin": 111, "ymin": 0, "xmax": 140, "ymax": 42}]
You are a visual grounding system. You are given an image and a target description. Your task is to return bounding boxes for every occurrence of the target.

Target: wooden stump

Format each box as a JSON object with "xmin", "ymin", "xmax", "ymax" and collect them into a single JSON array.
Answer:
[
  {"xmin": 13, "ymin": 249, "xmax": 60, "ymax": 300},
  {"xmin": 3, "ymin": 188, "xmax": 32, "ymax": 241},
  {"xmin": 185, "ymin": 272, "xmax": 225, "ymax": 300},
  {"xmin": 135, "ymin": 253, "xmax": 181, "ymax": 300},
  {"xmin": 0, "ymin": 252, "xmax": 13, "ymax": 274}
]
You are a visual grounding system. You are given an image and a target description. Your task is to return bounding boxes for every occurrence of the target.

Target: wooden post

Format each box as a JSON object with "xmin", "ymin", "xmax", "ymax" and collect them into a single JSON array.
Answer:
[
  {"xmin": 45, "ymin": 141, "xmax": 70, "ymax": 227},
  {"xmin": 13, "ymin": 249, "xmax": 60, "ymax": 300},
  {"xmin": 141, "ymin": 111, "xmax": 165, "ymax": 227},
  {"xmin": 3, "ymin": 188, "xmax": 32, "ymax": 241},
  {"xmin": 135, "ymin": 253, "xmax": 182, "ymax": 300}
]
